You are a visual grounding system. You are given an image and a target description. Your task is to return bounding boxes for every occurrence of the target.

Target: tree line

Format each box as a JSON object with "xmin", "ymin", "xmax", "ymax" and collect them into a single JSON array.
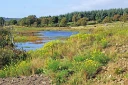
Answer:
[{"xmin": 0, "ymin": 8, "xmax": 128, "ymax": 27}]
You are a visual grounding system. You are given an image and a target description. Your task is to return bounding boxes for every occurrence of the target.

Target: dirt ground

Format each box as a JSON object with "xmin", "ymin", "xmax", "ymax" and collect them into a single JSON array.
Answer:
[{"xmin": 0, "ymin": 74, "xmax": 52, "ymax": 85}]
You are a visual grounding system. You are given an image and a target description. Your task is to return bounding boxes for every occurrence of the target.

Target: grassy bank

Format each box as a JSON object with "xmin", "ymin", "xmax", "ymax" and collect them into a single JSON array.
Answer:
[
  {"xmin": 13, "ymin": 21, "xmax": 126, "ymax": 42},
  {"xmin": 12, "ymin": 23, "xmax": 112, "ymax": 42},
  {"xmin": 1, "ymin": 22, "xmax": 128, "ymax": 85}
]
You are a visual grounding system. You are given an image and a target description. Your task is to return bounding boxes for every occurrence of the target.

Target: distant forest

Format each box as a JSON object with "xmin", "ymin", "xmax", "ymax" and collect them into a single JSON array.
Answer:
[{"xmin": 0, "ymin": 8, "xmax": 128, "ymax": 27}]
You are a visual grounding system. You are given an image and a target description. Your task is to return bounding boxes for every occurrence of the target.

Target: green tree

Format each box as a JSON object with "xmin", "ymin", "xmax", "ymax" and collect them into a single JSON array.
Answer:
[
  {"xmin": 52, "ymin": 16, "xmax": 58, "ymax": 23},
  {"xmin": 77, "ymin": 17, "xmax": 88, "ymax": 26},
  {"xmin": 18, "ymin": 18, "xmax": 27, "ymax": 26},
  {"xmin": 59, "ymin": 17, "xmax": 67, "ymax": 27},
  {"xmin": 48, "ymin": 17, "xmax": 54, "ymax": 26},
  {"xmin": 0, "ymin": 17, "xmax": 5, "ymax": 26},
  {"xmin": 26, "ymin": 18, "xmax": 31, "ymax": 26},
  {"xmin": 95, "ymin": 12, "xmax": 102, "ymax": 22},
  {"xmin": 36, "ymin": 18, "xmax": 41, "ymax": 27},
  {"xmin": 72, "ymin": 14, "xmax": 78, "ymax": 24},
  {"xmin": 9, "ymin": 20, "xmax": 17, "ymax": 25},
  {"xmin": 27, "ymin": 15, "xmax": 37, "ymax": 26},
  {"xmin": 32, "ymin": 22, "xmax": 38, "ymax": 27},
  {"xmin": 17, "ymin": 8, "xmax": 128, "ymax": 27},
  {"xmin": 41, "ymin": 17, "xmax": 49, "ymax": 26},
  {"xmin": 65, "ymin": 13, "xmax": 73, "ymax": 22}
]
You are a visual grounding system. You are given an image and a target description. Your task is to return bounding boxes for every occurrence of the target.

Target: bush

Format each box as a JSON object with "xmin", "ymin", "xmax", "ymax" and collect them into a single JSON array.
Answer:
[
  {"xmin": 0, "ymin": 49, "xmax": 14, "ymax": 67},
  {"xmin": 91, "ymin": 50, "xmax": 109, "ymax": 65},
  {"xmin": 0, "ymin": 48, "xmax": 27, "ymax": 68},
  {"xmin": 83, "ymin": 60, "xmax": 101, "ymax": 78},
  {"xmin": 0, "ymin": 28, "xmax": 12, "ymax": 48},
  {"xmin": 56, "ymin": 70, "xmax": 69, "ymax": 84},
  {"xmin": 35, "ymin": 68, "xmax": 44, "ymax": 74},
  {"xmin": 47, "ymin": 60, "xmax": 74, "ymax": 84},
  {"xmin": 59, "ymin": 17, "xmax": 67, "ymax": 27}
]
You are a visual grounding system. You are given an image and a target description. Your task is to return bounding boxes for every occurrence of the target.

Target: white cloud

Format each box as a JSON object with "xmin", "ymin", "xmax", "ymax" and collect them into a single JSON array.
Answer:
[{"xmin": 69, "ymin": 0, "xmax": 128, "ymax": 11}]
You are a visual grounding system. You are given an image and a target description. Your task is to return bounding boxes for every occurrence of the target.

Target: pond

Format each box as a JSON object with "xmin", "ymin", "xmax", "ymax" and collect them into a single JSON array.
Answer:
[{"xmin": 15, "ymin": 31, "xmax": 78, "ymax": 51}]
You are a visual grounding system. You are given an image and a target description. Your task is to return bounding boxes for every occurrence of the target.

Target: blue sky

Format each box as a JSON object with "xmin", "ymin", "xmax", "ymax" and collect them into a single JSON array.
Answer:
[{"xmin": 0, "ymin": 0, "xmax": 128, "ymax": 18}]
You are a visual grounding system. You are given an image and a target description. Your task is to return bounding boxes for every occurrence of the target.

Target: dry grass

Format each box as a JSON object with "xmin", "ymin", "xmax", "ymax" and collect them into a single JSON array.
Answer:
[{"xmin": 31, "ymin": 58, "xmax": 44, "ymax": 75}]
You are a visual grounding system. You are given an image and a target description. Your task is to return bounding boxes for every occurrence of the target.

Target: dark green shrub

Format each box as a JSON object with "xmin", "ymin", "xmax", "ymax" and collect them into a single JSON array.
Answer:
[
  {"xmin": 35, "ymin": 68, "xmax": 44, "ymax": 74},
  {"xmin": 0, "ymin": 49, "xmax": 14, "ymax": 67},
  {"xmin": 0, "ymin": 28, "xmax": 12, "ymax": 48},
  {"xmin": 83, "ymin": 60, "xmax": 101, "ymax": 78},
  {"xmin": 0, "ymin": 48, "xmax": 27, "ymax": 68}
]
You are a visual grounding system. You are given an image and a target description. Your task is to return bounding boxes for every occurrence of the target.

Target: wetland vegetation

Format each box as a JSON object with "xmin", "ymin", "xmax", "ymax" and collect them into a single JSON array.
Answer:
[{"xmin": 0, "ymin": 8, "xmax": 128, "ymax": 85}]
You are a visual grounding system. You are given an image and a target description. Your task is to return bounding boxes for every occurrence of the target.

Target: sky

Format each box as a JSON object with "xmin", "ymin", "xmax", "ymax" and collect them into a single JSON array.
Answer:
[{"xmin": 0, "ymin": 0, "xmax": 128, "ymax": 18}]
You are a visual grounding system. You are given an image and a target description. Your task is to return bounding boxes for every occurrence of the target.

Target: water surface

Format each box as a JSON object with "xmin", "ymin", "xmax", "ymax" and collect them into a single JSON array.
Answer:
[{"xmin": 15, "ymin": 31, "xmax": 77, "ymax": 51}]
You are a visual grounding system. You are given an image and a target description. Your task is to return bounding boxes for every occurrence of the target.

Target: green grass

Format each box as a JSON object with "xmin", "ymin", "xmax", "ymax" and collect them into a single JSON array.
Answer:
[{"xmin": 1, "ymin": 21, "xmax": 128, "ymax": 85}]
